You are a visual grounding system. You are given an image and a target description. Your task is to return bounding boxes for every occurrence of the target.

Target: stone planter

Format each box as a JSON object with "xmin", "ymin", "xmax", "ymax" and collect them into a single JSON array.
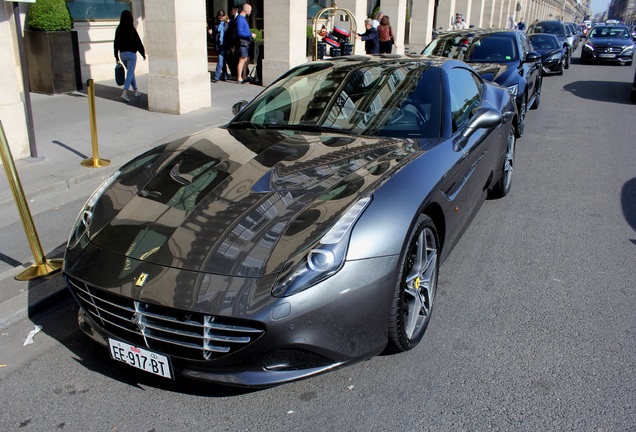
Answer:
[{"xmin": 24, "ymin": 30, "xmax": 82, "ymax": 94}]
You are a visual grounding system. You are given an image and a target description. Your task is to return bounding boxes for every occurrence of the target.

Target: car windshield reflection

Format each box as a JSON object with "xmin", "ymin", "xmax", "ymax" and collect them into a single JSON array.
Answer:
[{"xmin": 228, "ymin": 61, "xmax": 442, "ymax": 138}]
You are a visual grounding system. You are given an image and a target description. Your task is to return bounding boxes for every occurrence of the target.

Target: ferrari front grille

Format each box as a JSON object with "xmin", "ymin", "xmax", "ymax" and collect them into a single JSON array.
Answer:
[{"xmin": 64, "ymin": 275, "xmax": 264, "ymax": 361}]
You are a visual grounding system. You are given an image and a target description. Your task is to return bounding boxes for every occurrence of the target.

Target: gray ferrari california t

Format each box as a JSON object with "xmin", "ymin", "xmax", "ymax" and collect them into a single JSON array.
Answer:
[{"xmin": 63, "ymin": 55, "xmax": 518, "ymax": 387}]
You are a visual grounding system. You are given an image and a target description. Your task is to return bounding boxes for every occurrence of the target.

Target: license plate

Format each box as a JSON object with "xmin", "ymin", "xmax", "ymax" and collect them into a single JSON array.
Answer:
[
  {"xmin": 108, "ymin": 338, "xmax": 172, "ymax": 379},
  {"xmin": 599, "ymin": 53, "xmax": 615, "ymax": 58}
]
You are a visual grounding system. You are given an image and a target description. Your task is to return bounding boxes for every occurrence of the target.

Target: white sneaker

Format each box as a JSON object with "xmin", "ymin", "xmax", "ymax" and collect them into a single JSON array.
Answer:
[
  {"xmin": 133, "ymin": 90, "xmax": 142, "ymax": 97},
  {"xmin": 121, "ymin": 92, "xmax": 131, "ymax": 102}
]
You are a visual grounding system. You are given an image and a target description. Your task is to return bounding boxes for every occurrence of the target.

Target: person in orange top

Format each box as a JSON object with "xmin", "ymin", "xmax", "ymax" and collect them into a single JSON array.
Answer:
[{"xmin": 377, "ymin": 16, "xmax": 397, "ymax": 54}]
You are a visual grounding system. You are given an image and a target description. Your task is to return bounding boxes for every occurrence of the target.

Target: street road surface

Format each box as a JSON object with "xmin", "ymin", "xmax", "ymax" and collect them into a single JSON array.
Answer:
[{"xmin": 1, "ymin": 51, "xmax": 635, "ymax": 431}]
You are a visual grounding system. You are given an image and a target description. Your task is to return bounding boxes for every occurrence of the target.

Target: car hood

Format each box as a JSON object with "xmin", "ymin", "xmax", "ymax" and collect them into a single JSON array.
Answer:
[
  {"xmin": 537, "ymin": 48, "xmax": 562, "ymax": 58},
  {"xmin": 87, "ymin": 127, "xmax": 420, "ymax": 277},
  {"xmin": 469, "ymin": 62, "xmax": 514, "ymax": 86},
  {"xmin": 588, "ymin": 37, "xmax": 632, "ymax": 47}
]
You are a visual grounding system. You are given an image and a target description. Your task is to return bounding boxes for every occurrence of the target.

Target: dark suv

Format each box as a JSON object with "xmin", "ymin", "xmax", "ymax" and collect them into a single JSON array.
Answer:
[
  {"xmin": 526, "ymin": 20, "xmax": 572, "ymax": 69},
  {"xmin": 422, "ymin": 28, "xmax": 542, "ymax": 137}
]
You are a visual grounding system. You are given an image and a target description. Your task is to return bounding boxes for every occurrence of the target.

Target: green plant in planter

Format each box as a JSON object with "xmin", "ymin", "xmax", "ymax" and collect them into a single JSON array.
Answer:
[
  {"xmin": 250, "ymin": 28, "xmax": 263, "ymax": 42},
  {"xmin": 27, "ymin": 0, "xmax": 73, "ymax": 32}
]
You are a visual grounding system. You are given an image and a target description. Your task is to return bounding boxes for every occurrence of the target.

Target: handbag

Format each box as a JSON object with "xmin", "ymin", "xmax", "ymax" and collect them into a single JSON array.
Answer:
[{"xmin": 115, "ymin": 63, "xmax": 125, "ymax": 86}]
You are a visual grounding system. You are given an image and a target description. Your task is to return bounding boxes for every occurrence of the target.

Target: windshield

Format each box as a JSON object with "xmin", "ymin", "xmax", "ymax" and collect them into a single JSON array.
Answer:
[
  {"xmin": 229, "ymin": 60, "xmax": 442, "ymax": 138},
  {"xmin": 589, "ymin": 26, "xmax": 630, "ymax": 38},
  {"xmin": 529, "ymin": 35, "xmax": 560, "ymax": 50},
  {"xmin": 528, "ymin": 22, "xmax": 565, "ymax": 36},
  {"xmin": 424, "ymin": 34, "xmax": 518, "ymax": 62}
]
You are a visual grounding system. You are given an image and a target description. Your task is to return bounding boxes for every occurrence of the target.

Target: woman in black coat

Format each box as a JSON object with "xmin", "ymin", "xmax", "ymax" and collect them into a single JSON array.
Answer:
[{"xmin": 114, "ymin": 10, "xmax": 146, "ymax": 102}]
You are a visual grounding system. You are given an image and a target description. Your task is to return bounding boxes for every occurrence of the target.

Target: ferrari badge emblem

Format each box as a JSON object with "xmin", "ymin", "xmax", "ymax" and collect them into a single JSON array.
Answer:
[{"xmin": 136, "ymin": 273, "xmax": 149, "ymax": 287}]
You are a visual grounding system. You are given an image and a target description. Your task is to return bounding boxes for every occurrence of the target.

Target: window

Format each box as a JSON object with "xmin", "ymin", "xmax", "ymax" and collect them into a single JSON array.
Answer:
[
  {"xmin": 66, "ymin": 0, "xmax": 131, "ymax": 21},
  {"xmin": 448, "ymin": 68, "xmax": 482, "ymax": 131}
]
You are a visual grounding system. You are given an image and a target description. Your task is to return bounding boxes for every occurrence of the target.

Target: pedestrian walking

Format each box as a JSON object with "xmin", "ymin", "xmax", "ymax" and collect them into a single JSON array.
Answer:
[
  {"xmin": 356, "ymin": 19, "xmax": 379, "ymax": 54},
  {"xmin": 378, "ymin": 15, "xmax": 397, "ymax": 54},
  {"xmin": 235, "ymin": 4, "xmax": 256, "ymax": 84},
  {"xmin": 517, "ymin": 18, "xmax": 526, "ymax": 31},
  {"xmin": 114, "ymin": 10, "xmax": 146, "ymax": 102},
  {"xmin": 211, "ymin": 10, "xmax": 229, "ymax": 82}
]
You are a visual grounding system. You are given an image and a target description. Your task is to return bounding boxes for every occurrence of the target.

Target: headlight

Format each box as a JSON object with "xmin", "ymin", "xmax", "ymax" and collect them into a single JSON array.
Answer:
[
  {"xmin": 67, "ymin": 170, "xmax": 120, "ymax": 250},
  {"xmin": 621, "ymin": 45, "xmax": 634, "ymax": 55},
  {"xmin": 507, "ymin": 84, "xmax": 518, "ymax": 98},
  {"xmin": 545, "ymin": 54, "xmax": 561, "ymax": 62},
  {"xmin": 583, "ymin": 43, "xmax": 594, "ymax": 51},
  {"xmin": 272, "ymin": 196, "xmax": 372, "ymax": 297}
]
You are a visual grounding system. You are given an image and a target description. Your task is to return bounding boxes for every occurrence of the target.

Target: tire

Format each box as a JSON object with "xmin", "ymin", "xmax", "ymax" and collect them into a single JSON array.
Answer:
[
  {"xmin": 489, "ymin": 124, "xmax": 516, "ymax": 199},
  {"xmin": 516, "ymin": 97, "xmax": 526, "ymax": 137},
  {"xmin": 557, "ymin": 63, "xmax": 564, "ymax": 75},
  {"xmin": 530, "ymin": 80, "xmax": 541, "ymax": 110},
  {"xmin": 564, "ymin": 48, "xmax": 570, "ymax": 69},
  {"xmin": 387, "ymin": 214, "xmax": 439, "ymax": 353}
]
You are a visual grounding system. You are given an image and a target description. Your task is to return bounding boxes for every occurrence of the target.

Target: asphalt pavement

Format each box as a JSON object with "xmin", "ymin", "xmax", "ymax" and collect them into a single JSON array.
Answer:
[{"xmin": 0, "ymin": 73, "xmax": 263, "ymax": 329}]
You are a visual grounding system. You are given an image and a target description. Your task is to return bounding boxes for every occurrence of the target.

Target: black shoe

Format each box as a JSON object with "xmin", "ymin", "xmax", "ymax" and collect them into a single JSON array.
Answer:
[{"xmin": 211, "ymin": 78, "xmax": 218, "ymax": 83}]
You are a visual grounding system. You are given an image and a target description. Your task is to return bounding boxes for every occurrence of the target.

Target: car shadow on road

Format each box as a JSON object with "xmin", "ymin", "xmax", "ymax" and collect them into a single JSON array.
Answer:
[
  {"xmin": 622, "ymin": 177, "xmax": 636, "ymax": 245},
  {"xmin": 562, "ymin": 80, "xmax": 634, "ymax": 105}
]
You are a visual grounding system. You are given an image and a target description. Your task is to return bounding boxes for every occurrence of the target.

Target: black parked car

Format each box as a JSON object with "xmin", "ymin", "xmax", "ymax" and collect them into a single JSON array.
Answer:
[
  {"xmin": 423, "ymin": 28, "xmax": 542, "ymax": 137},
  {"xmin": 527, "ymin": 20, "xmax": 572, "ymax": 69},
  {"xmin": 631, "ymin": 65, "xmax": 636, "ymax": 101},
  {"xmin": 63, "ymin": 55, "xmax": 519, "ymax": 387},
  {"xmin": 528, "ymin": 33, "xmax": 566, "ymax": 75},
  {"xmin": 581, "ymin": 25, "xmax": 634, "ymax": 65}
]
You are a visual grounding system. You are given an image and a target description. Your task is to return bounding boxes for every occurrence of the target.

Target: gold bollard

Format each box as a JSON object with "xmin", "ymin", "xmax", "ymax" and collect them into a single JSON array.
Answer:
[
  {"xmin": 81, "ymin": 79, "xmax": 110, "ymax": 168},
  {"xmin": 0, "ymin": 121, "xmax": 63, "ymax": 281}
]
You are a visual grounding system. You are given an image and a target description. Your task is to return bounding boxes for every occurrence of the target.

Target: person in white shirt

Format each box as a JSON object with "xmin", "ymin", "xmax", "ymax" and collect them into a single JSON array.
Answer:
[
  {"xmin": 372, "ymin": 11, "xmax": 383, "ymax": 29},
  {"xmin": 450, "ymin": 14, "xmax": 466, "ymax": 30}
]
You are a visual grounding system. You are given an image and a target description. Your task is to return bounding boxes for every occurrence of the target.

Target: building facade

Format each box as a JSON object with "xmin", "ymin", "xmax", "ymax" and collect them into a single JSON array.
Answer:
[{"xmin": 2, "ymin": 0, "xmax": 587, "ymax": 161}]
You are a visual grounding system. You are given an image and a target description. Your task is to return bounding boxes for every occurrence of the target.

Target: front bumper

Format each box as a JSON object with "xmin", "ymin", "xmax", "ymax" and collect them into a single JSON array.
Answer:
[
  {"xmin": 64, "ymin": 243, "xmax": 400, "ymax": 387},
  {"xmin": 581, "ymin": 47, "xmax": 634, "ymax": 63}
]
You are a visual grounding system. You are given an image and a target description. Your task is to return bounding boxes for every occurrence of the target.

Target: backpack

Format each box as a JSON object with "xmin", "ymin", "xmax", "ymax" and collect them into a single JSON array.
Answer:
[{"xmin": 225, "ymin": 17, "xmax": 239, "ymax": 49}]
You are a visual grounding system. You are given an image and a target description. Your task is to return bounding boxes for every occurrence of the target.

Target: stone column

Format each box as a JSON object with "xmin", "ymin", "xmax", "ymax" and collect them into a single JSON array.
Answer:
[
  {"xmin": 470, "ymin": 0, "xmax": 487, "ymax": 27},
  {"xmin": 379, "ymin": 0, "xmax": 407, "ymax": 54},
  {"xmin": 145, "ymin": 0, "xmax": 211, "ymax": 114},
  {"xmin": 410, "ymin": 0, "xmax": 435, "ymax": 51},
  {"xmin": 437, "ymin": 0, "xmax": 458, "ymax": 31},
  {"xmin": 0, "ymin": 3, "xmax": 29, "ymax": 160},
  {"xmin": 262, "ymin": 0, "xmax": 307, "ymax": 86},
  {"xmin": 455, "ymin": 0, "xmax": 473, "ymax": 27}
]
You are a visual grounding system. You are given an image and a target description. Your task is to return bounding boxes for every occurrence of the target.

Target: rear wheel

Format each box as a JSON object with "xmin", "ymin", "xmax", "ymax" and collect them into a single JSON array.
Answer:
[
  {"xmin": 516, "ymin": 97, "xmax": 526, "ymax": 137},
  {"xmin": 387, "ymin": 215, "xmax": 439, "ymax": 352},
  {"xmin": 564, "ymin": 48, "xmax": 571, "ymax": 69},
  {"xmin": 489, "ymin": 124, "xmax": 516, "ymax": 199},
  {"xmin": 530, "ymin": 80, "xmax": 542, "ymax": 110}
]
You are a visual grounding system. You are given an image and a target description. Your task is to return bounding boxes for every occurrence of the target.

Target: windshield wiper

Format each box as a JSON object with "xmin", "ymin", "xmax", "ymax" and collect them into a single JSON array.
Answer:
[
  {"xmin": 260, "ymin": 124, "xmax": 359, "ymax": 135},
  {"xmin": 227, "ymin": 121, "xmax": 266, "ymax": 130}
]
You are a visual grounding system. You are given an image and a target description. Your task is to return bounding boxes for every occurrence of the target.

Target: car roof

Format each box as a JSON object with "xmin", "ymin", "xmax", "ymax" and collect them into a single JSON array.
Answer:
[{"xmin": 436, "ymin": 28, "xmax": 521, "ymax": 37}]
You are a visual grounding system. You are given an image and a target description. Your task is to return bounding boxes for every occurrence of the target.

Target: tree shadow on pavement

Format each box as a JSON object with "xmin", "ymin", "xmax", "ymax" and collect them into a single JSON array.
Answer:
[{"xmin": 562, "ymin": 80, "xmax": 633, "ymax": 105}]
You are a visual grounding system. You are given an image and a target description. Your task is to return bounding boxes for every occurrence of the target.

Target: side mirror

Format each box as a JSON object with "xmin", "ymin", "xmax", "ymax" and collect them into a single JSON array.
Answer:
[
  {"xmin": 461, "ymin": 107, "xmax": 502, "ymax": 138},
  {"xmin": 524, "ymin": 51, "xmax": 541, "ymax": 63},
  {"xmin": 232, "ymin": 100, "xmax": 248, "ymax": 115}
]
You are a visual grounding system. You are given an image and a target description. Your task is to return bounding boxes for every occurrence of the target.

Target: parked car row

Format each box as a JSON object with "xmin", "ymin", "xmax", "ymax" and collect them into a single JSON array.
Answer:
[
  {"xmin": 422, "ymin": 28, "xmax": 542, "ymax": 137},
  {"xmin": 59, "ymin": 15, "xmax": 636, "ymax": 386}
]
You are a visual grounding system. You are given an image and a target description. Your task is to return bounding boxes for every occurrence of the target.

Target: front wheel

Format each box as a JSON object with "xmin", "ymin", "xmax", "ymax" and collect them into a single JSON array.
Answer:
[
  {"xmin": 564, "ymin": 48, "xmax": 571, "ymax": 69},
  {"xmin": 516, "ymin": 97, "xmax": 526, "ymax": 137},
  {"xmin": 387, "ymin": 215, "xmax": 439, "ymax": 352},
  {"xmin": 489, "ymin": 124, "xmax": 516, "ymax": 199},
  {"xmin": 530, "ymin": 80, "xmax": 541, "ymax": 110}
]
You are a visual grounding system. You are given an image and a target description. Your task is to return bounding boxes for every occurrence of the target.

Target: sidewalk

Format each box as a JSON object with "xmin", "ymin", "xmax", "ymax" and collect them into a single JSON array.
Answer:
[{"xmin": 0, "ymin": 74, "xmax": 263, "ymax": 329}]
